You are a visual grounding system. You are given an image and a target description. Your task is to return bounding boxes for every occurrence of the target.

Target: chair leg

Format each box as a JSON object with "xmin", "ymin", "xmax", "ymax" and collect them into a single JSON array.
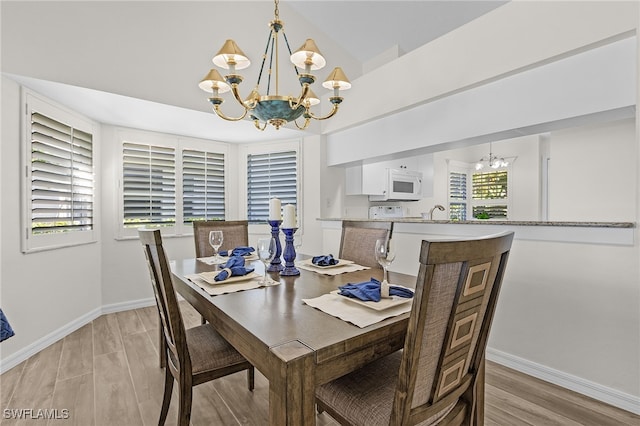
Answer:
[
  {"xmin": 159, "ymin": 365, "xmax": 174, "ymax": 426},
  {"xmin": 247, "ymin": 366, "xmax": 255, "ymax": 391},
  {"xmin": 178, "ymin": 381, "xmax": 193, "ymax": 426},
  {"xmin": 158, "ymin": 320, "xmax": 166, "ymax": 368}
]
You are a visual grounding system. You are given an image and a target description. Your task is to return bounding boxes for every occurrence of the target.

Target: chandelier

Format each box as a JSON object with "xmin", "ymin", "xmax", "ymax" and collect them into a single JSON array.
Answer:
[
  {"xmin": 475, "ymin": 143, "xmax": 509, "ymax": 170},
  {"xmin": 198, "ymin": 0, "xmax": 351, "ymax": 131}
]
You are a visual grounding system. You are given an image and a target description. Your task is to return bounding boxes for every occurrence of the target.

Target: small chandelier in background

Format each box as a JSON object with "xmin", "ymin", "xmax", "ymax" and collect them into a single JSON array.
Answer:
[
  {"xmin": 198, "ymin": 0, "xmax": 351, "ymax": 131},
  {"xmin": 475, "ymin": 143, "xmax": 509, "ymax": 170}
]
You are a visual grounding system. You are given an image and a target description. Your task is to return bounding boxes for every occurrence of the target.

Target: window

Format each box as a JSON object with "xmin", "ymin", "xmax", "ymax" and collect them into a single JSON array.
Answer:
[
  {"xmin": 471, "ymin": 170, "xmax": 508, "ymax": 219},
  {"xmin": 22, "ymin": 91, "xmax": 98, "ymax": 253},
  {"xmin": 182, "ymin": 149, "xmax": 225, "ymax": 223},
  {"xmin": 247, "ymin": 149, "xmax": 298, "ymax": 223},
  {"xmin": 117, "ymin": 131, "xmax": 228, "ymax": 238},
  {"xmin": 122, "ymin": 142, "xmax": 176, "ymax": 228},
  {"xmin": 448, "ymin": 171, "xmax": 468, "ymax": 221},
  {"xmin": 448, "ymin": 161, "xmax": 509, "ymax": 220}
]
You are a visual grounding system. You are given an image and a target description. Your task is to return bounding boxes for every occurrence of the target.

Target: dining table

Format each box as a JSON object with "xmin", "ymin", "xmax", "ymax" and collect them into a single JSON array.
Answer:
[{"xmin": 170, "ymin": 256, "xmax": 485, "ymax": 425}]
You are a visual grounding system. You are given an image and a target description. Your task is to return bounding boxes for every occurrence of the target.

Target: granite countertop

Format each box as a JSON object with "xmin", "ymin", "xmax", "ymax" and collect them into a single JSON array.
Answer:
[{"xmin": 318, "ymin": 218, "xmax": 635, "ymax": 228}]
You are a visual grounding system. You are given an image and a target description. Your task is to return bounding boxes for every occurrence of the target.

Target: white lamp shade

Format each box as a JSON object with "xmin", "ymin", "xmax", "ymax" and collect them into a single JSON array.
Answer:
[
  {"xmin": 290, "ymin": 39, "xmax": 326, "ymax": 70},
  {"xmin": 212, "ymin": 39, "xmax": 251, "ymax": 70},
  {"xmin": 198, "ymin": 69, "xmax": 231, "ymax": 93},
  {"xmin": 322, "ymin": 67, "xmax": 352, "ymax": 90}
]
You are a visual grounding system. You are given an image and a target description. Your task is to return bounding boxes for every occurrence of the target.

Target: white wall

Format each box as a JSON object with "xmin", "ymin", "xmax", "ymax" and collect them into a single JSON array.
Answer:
[
  {"xmin": 550, "ymin": 118, "xmax": 637, "ymax": 221},
  {"xmin": 0, "ymin": 77, "xmax": 103, "ymax": 367}
]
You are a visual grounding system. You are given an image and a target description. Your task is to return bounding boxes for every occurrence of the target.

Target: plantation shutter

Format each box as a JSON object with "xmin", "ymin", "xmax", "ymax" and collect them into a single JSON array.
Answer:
[
  {"xmin": 30, "ymin": 112, "xmax": 94, "ymax": 234},
  {"xmin": 448, "ymin": 171, "xmax": 467, "ymax": 221},
  {"xmin": 247, "ymin": 151, "xmax": 297, "ymax": 222},
  {"xmin": 183, "ymin": 149, "xmax": 225, "ymax": 223},
  {"xmin": 122, "ymin": 142, "xmax": 176, "ymax": 227}
]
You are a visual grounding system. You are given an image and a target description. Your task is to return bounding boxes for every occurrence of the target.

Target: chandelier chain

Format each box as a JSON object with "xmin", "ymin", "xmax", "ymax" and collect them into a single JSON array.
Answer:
[{"xmin": 274, "ymin": 0, "xmax": 279, "ymax": 20}]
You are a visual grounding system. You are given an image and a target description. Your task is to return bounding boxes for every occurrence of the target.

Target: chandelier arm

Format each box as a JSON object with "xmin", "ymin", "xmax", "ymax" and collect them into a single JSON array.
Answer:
[
  {"xmin": 306, "ymin": 102, "xmax": 339, "ymax": 121},
  {"xmin": 289, "ymin": 84, "xmax": 311, "ymax": 110},
  {"xmin": 253, "ymin": 119, "xmax": 268, "ymax": 131},
  {"xmin": 228, "ymin": 85, "xmax": 256, "ymax": 111},
  {"xmin": 212, "ymin": 104, "xmax": 248, "ymax": 122},
  {"xmin": 294, "ymin": 116, "xmax": 311, "ymax": 130}
]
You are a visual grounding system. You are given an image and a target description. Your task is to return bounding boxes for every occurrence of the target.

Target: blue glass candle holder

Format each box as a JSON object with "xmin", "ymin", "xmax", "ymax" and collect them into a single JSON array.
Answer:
[
  {"xmin": 280, "ymin": 227, "xmax": 300, "ymax": 276},
  {"xmin": 267, "ymin": 220, "xmax": 284, "ymax": 272}
]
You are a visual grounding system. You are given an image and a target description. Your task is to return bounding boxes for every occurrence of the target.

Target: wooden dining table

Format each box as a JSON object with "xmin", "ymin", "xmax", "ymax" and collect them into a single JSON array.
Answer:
[{"xmin": 170, "ymin": 257, "xmax": 416, "ymax": 426}]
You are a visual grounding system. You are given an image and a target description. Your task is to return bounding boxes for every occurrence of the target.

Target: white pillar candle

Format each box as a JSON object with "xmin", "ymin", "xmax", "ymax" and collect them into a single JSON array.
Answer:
[
  {"xmin": 269, "ymin": 198, "xmax": 281, "ymax": 221},
  {"xmin": 282, "ymin": 204, "xmax": 297, "ymax": 228}
]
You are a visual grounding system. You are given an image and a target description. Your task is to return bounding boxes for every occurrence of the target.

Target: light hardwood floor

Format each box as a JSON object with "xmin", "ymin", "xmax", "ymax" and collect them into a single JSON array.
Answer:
[{"xmin": 1, "ymin": 303, "xmax": 638, "ymax": 426}]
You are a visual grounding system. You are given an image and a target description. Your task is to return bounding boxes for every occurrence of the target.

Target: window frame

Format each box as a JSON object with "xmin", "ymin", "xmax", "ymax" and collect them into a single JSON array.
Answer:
[
  {"xmin": 21, "ymin": 89, "xmax": 99, "ymax": 253},
  {"xmin": 115, "ymin": 129, "xmax": 230, "ymax": 239}
]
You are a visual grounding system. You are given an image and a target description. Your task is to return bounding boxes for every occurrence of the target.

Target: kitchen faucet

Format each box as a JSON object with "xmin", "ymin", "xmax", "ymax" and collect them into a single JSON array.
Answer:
[{"xmin": 428, "ymin": 204, "xmax": 445, "ymax": 220}]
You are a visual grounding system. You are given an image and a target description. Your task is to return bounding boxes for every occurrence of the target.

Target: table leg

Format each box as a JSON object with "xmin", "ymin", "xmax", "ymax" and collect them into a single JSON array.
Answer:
[{"xmin": 269, "ymin": 340, "xmax": 315, "ymax": 426}]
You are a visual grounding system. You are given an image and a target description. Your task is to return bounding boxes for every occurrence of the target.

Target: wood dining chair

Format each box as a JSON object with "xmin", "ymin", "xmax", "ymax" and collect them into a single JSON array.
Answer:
[
  {"xmin": 338, "ymin": 220, "xmax": 393, "ymax": 268},
  {"xmin": 192, "ymin": 220, "xmax": 250, "ymax": 258},
  {"xmin": 138, "ymin": 228, "xmax": 254, "ymax": 426},
  {"xmin": 316, "ymin": 231, "xmax": 515, "ymax": 426}
]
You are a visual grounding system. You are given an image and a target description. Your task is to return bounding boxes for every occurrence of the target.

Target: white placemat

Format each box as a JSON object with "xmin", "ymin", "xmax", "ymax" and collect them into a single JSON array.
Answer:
[
  {"xmin": 185, "ymin": 274, "xmax": 278, "ymax": 296},
  {"xmin": 302, "ymin": 291, "xmax": 413, "ymax": 328},
  {"xmin": 296, "ymin": 262, "xmax": 370, "ymax": 276}
]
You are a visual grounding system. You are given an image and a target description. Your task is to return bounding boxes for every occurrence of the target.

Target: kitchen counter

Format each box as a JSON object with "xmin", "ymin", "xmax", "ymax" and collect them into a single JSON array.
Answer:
[
  {"xmin": 318, "ymin": 218, "xmax": 635, "ymax": 246},
  {"xmin": 317, "ymin": 218, "xmax": 635, "ymax": 228}
]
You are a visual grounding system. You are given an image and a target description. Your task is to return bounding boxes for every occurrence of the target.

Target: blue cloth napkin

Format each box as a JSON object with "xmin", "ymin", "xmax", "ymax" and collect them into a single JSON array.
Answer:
[
  {"xmin": 0, "ymin": 309, "xmax": 15, "ymax": 342},
  {"xmin": 338, "ymin": 278, "xmax": 414, "ymax": 302},
  {"xmin": 214, "ymin": 256, "xmax": 255, "ymax": 281},
  {"xmin": 219, "ymin": 246, "xmax": 255, "ymax": 257},
  {"xmin": 312, "ymin": 254, "xmax": 339, "ymax": 266}
]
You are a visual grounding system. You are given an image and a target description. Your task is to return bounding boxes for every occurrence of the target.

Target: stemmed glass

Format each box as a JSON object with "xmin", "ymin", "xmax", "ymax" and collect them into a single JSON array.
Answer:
[
  {"xmin": 257, "ymin": 237, "xmax": 277, "ymax": 285},
  {"xmin": 375, "ymin": 238, "xmax": 396, "ymax": 298},
  {"xmin": 208, "ymin": 230, "xmax": 224, "ymax": 262}
]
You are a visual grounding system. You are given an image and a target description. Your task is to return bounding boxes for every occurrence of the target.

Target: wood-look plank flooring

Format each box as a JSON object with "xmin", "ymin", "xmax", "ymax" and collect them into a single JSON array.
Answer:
[{"xmin": 1, "ymin": 303, "xmax": 638, "ymax": 425}]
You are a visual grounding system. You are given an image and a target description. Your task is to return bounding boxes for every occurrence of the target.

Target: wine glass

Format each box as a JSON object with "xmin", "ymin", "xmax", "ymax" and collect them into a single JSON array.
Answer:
[
  {"xmin": 209, "ymin": 230, "xmax": 224, "ymax": 262},
  {"xmin": 375, "ymin": 238, "xmax": 396, "ymax": 298},
  {"xmin": 257, "ymin": 237, "xmax": 277, "ymax": 285}
]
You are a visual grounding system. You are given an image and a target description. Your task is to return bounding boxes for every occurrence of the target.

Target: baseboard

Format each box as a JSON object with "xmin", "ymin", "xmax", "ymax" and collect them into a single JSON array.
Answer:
[
  {"xmin": 0, "ymin": 297, "xmax": 155, "ymax": 374},
  {"xmin": 486, "ymin": 347, "xmax": 640, "ymax": 415},
  {"xmin": 0, "ymin": 307, "xmax": 101, "ymax": 374},
  {"xmin": 100, "ymin": 297, "xmax": 156, "ymax": 314}
]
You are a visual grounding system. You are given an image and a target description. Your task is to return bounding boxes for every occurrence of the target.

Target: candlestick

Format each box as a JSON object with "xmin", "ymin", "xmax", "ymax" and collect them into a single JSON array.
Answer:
[
  {"xmin": 269, "ymin": 198, "xmax": 281, "ymax": 221},
  {"xmin": 282, "ymin": 204, "xmax": 297, "ymax": 228},
  {"xmin": 267, "ymin": 220, "xmax": 284, "ymax": 272},
  {"xmin": 280, "ymin": 227, "xmax": 300, "ymax": 276}
]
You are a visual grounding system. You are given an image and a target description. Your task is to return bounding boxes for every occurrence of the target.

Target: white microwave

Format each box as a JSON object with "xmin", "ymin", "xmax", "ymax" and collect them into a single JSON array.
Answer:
[{"xmin": 369, "ymin": 169, "xmax": 423, "ymax": 201}]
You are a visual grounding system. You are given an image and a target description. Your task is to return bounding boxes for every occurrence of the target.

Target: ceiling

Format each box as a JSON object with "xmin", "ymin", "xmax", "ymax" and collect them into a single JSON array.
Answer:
[
  {"xmin": 289, "ymin": 1, "xmax": 507, "ymax": 65},
  {"xmin": 4, "ymin": 1, "xmax": 507, "ymax": 143}
]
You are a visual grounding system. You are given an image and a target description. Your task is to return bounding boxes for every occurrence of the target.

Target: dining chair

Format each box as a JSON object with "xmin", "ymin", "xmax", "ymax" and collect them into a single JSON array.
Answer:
[
  {"xmin": 138, "ymin": 228, "xmax": 254, "ymax": 426},
  {"xmin": 192, "ymin": 220, "xmax": 249, "ymax": 258},
  {"xmin": 339, "ymin": 220, "xmax": 393, "ymax": 268},
  {"xmin": 316, "ymin": 231, "xmax": 515, "ymax": 426}
]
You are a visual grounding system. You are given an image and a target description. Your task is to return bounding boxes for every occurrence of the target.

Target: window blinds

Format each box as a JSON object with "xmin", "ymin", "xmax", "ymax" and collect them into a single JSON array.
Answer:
[
  {"xmin": 30, "ymin": 112, "xmax": 94, "ymax": 234},
  {"xmin": 247, "ymin": 151, "xmax": 297, "ymax": 222},
  {"xmin": 122, "ymin": 142, "xmax": 176, "ymax": 227},
  {"xmin": 182, "ymin": 149, "xmax": 225, "ymax": 223},
  {"xmin": 448, "ymin": 171, "xmax": 467, "ymax": 221}
]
